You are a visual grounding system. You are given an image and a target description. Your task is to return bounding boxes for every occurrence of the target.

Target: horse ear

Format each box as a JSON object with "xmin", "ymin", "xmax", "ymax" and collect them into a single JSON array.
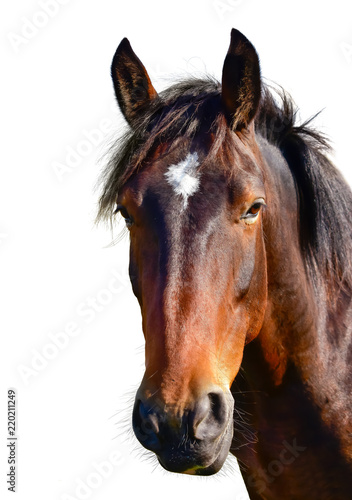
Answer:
[
  {"xmin": 221, "ymin": 29, "xmax": 261, "ymax": 131},
  {"xmin": 111, "ymin": 38, "xmax": 158, "ymax": 126}
]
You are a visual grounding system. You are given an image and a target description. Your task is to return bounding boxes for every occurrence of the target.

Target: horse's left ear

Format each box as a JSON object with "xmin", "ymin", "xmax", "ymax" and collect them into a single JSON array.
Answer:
[
  {"xmin": 111, "ymin": 38, "xmax": 158, "ymax": 126},
  {"xmin": 221, "ymin": 29, "xmax": 261, "ymax": 131}
]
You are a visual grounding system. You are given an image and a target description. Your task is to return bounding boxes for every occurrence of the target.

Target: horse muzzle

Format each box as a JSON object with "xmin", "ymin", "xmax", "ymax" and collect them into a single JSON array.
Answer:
[{"xmin": 132, "ymin": 387, "xmax": 234, "ymax": 475}]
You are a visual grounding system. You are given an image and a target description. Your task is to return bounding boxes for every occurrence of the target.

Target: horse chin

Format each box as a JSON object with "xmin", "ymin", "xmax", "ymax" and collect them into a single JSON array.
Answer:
[
  {"xmin": 186, "ymin": 438, "xmax": 232, "ymax": 476},
  {"xmin": 156, "ymin": 419, "xmax": 233, "ymax": 477}
]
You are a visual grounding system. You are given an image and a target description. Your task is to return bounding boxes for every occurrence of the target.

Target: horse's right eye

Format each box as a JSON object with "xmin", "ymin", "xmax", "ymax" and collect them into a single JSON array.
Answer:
[{"xmin": 115, "ymin": 205, "xmax": 133, "ymax": 228}]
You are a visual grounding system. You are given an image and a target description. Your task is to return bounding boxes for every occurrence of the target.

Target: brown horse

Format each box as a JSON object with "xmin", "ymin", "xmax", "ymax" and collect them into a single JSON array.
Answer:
[{"xmin": 97, "ymin": 29, "xmax": 352, "ymax": 499}]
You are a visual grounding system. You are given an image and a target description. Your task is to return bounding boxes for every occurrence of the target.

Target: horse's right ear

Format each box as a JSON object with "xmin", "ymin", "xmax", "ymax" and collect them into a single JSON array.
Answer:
[
  {"xmin": 221, "ymin": 29, "xmax": 261, "ymax": 131},
  {"xmin": 111, "ymin": 38, "xmax": 158, "ymax": 126}
]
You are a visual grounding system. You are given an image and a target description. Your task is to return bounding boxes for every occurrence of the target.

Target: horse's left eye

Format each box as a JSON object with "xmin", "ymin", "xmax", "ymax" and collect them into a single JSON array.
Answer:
[
  {"xmin": 241, "ymin": 199, "xmax": 266, "ymax": 225},
  {"xmin": 115, "ymin": 205, "xmax": 133, "ymax": 228}
]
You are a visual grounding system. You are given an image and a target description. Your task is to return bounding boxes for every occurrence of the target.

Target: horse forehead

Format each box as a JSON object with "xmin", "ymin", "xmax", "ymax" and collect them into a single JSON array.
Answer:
[
  {"xmin": 132, "ymin": 145, "xmax": 263, "ymax": 209},
  {"xmin": 160, "ymin": 150, "xmax": 262, "ymax": 201},
  {"xmin": 164, "ymin": 152, "xmax": 201, "ymax": 208}
]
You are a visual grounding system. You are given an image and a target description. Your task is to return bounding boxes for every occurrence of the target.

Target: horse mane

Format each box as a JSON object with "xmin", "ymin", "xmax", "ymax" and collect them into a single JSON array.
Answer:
[
  {"xmin": 97, "ymin": 77, "xmax": 352, "ymax": 292},
  {"xmin": 258, "ymin": 86, "xmax": 352, "ymax": 293}
]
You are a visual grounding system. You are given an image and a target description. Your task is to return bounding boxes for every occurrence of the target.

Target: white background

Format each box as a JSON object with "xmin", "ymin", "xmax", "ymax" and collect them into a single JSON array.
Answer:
[{"xmin": 1, "ymin": 1, "xmax": 352, "ymax": 499}]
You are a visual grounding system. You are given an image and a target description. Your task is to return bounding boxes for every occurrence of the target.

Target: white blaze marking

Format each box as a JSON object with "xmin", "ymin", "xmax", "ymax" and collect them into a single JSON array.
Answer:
[{"xmin": 164, "ymin": 152, "xmax": 200, "ymax": 208}]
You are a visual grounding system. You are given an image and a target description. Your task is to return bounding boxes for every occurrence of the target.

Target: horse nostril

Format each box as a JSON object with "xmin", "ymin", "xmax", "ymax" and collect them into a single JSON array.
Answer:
[
  {"xmin": 132, "ymin": 398, "xmax": 161, "ymax": 451},
  {"xmin": 193, "ymin": 390, "xmax": 229, "ymax": 441},
  {"xmin": 138, "ymin": 399, "xmax": 160, "ymax": 433},
  {"xmin": 208, "ymin": 392, "xmax": 227, "ymax": 425}
]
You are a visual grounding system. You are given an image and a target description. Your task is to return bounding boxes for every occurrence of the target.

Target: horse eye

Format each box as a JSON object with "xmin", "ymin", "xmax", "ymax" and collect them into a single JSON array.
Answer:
[
  {"xmin": 241, "ymin": 199, "xmax": 266, "ymax": 225},
  {"xmin": 115, "ymin": 205, "xmax": 133, "ymax": 228},
  {"xmin": 248, "ymin": 203, "xmax": 262, "ymax": 216}
]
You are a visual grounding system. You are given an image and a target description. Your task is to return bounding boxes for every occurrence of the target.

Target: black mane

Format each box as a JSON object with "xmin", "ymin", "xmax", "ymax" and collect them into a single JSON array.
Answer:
[
  {"xmin": 258, "ymin": 85, "xmax": 352, "ymax": 293},
  {"xmin": 97, "ymin": 77, "xmax": 352, "ymax": 291}
]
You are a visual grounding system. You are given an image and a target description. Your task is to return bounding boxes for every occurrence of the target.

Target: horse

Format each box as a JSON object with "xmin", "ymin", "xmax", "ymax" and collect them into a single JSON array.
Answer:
[{"xmin": 97, "ymin": 29, "xmax": 352, "ymax": 499}]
